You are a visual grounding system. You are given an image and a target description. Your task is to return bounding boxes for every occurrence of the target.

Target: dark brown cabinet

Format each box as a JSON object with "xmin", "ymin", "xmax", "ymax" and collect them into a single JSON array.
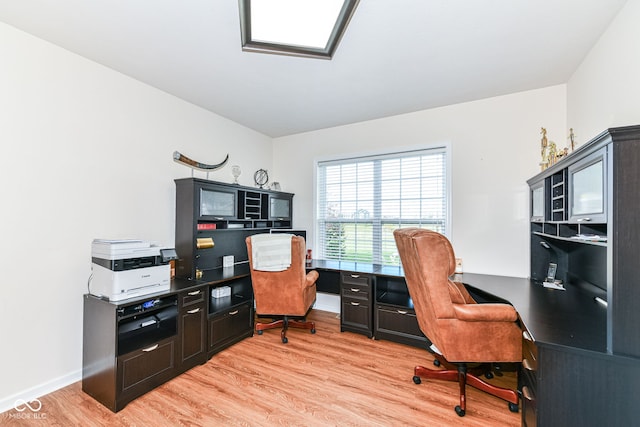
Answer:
[
  {"xmin": 519, "ymin": 327, "xmax": 537, "ymax": 426},
  {"xmin": 207, "ymin": 274, "xmax": 254, "ymax": 356},
  {"xmin": 525, "ymin": 125, "xmax": 640, "ymax": 426},
  {"xmin": 82, "ymin": 294, "xmax": 179, "ymax": 412},
  {"xmin": 83, "ymin": 268, "xmax": 256, "ymax": 412},
  {"xmin": 116, "ymin": 338, "xmax": 176, "ymax": 405},
  {"xmin": 375, "ymin": 275, "xmax": 428, "ymax": 348},
  {"xmin": 178, "ymin": 287, "xmax": 207, "ymax": 371},
  {"xmin": 174, "ymin": 178, "xmax": 294, "ymax": 280},
  {"xmin": 209, "ymin": 302, "xmax": 253, "ymax": 354},
  {"xmin": 340, "ymin": 272, "xmax": 373, "ymax": 337}
]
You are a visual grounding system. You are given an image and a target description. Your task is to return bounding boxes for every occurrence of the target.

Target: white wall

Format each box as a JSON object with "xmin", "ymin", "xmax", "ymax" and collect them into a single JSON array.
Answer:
[
  {"xmin": 0, "ymin": 22, "xmax": 271, "ymax": 411},
  {"xmin": 568, "ymin": 0, "xmax": 640, "ymax": 143},
  {"xmin": 274, "ymin": 85, "xmax": 567, "ymax": 279}
]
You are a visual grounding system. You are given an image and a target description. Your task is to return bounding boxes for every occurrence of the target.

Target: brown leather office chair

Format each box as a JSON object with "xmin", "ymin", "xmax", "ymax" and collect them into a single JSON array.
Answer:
[
  {"xmin": 393, "ymin": 228, "xmax": 521, "ymax": 417},
  {"xmin": 246, "ymin": 234, "xmax": 318, "ymax": 343}
]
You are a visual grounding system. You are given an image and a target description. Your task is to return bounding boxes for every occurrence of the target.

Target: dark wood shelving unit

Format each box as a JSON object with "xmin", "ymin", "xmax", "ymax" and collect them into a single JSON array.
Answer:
[
  {"xmin": 174, "ymin": 177, "xmax": 294, "ymax": 280},
  {"xmin": 524, "ymin": 125, "xmax": 640, "ymax": 426}
]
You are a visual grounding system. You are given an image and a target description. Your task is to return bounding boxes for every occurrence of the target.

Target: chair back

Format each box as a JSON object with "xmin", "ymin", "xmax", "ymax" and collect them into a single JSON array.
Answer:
[
  {"xmin": 393, "ymin": 228, "xmax": 457, "ymax": 351},
  {"xmin": 246, "ymin": 234, "xmax": 313, "ymax": 316},
  {"xmin": 394, "ymin": 228, "xmax": 521, "ymax": 362}
]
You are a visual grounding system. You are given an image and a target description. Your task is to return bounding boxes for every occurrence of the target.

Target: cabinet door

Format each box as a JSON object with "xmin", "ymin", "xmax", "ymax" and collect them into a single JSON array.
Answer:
[
  {"xmin": 180, "ymin": 302, "xmax": 206, "ymax": 369},
  {"xmin": 179, "ymin": 288, "xmax": 207, "ymax": 370},
  {"xmin": 340, "ymin": 272, "xmax": 373, "ymax": 337},
  {"xmin": 116, "ymin": 338, "xmax": 176, "ymax": 409},
  {"xmin": 568, "ymin": 148, "xmax": 607, "ymax": 223},
  {"xmin": 198, "ymin": 184, "xmax": 237, "ymax": 219},
  {"xmin": 269, "ymin": 194, "xmax": 293, "ymax": 220},
  {"xmin": 375, "ymin": 305, "xmax": 427, "ymax": 347},
  {"xmin": 209, "ymin": 302, "xmax": 252, "ymax": 354},
  {"xmin": 341, "ymin": 297, "xmax": 371, "ymax": 333}
]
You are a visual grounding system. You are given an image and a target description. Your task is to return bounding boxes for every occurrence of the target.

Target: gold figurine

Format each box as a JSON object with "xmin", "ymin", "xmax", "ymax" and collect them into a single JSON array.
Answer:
[
  {"xmin": 569, "ymin": 128, "xmax": 576, "ymax": 151},
  {"xmin": 540, "ymin": 127, "xmax": 549, "ymax": 170}
]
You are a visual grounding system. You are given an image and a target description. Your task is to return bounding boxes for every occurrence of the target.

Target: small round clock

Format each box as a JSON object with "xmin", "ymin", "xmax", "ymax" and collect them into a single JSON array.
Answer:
[{"xmin": 254, "ymin": 169, "xmax": 269, "ymax": 188}]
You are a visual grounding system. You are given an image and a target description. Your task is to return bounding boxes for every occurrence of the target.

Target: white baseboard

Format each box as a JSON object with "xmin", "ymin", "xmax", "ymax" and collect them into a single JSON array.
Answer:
[{"xmin": 0, "ymin": 369, "xmax": 81, "ymax": 414}]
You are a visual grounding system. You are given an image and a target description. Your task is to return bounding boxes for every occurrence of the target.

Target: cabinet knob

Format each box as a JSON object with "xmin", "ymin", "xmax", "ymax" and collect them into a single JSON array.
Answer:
[
  {"xmin": 229, "ymin": 310, "xmax": 239, "ymax": 315},
  {"xmin": 577, "ymin": 218, "xmax": 592, "ymax": 222},
  {"xmin": 188, "ymin": 290, "xmax": 202, "ymax": 296},
  {"xmin": 187, "ymin": 308, "xmax": 201, "ymax": 314},
  {"xmin": 350, "ymin": 288, "xmax": 360, "ymax": 292},
  {"xmin": 397, "ymin": 310, "xmax": 408, "ymax": 315},
  {"xmin": 522, "ymin": 330, "xmax": 533, "ymax": 342},
  {"xmin": 350, "ymin": 302, "xmax": 360, "ymax": 306},
  {"xmin": 521, "ymin": 386, "xmax": 533, "ymax": 401},
  {"xmin": 350, "ymin": 274, "xmax": 360, "ymax": 279}
]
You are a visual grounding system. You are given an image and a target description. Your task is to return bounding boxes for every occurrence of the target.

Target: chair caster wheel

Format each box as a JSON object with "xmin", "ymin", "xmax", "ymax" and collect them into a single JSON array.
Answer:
[
  {"xmin": 412, "ymin": 376, "xmax": 421, "ymax": 384},
  {"xmin": 282, "ymin": 337, "xmax": 288, "ymax": 344},
  {"xmin": 433, "ymin": 359, "xmax": 441, "ymax": 367},
  {"xmin": 509, "ymin": 402, "xmax": 519, "ymax": 413},
  {"xmin": 455, "ymin": 406, "xmax": 465, "ymax": 417},
  {"xmin": 257, "ymin": 330, "xmax": 263, "ymax": 335},
  {"xmin": 311, "ymin": 328, "xmax": 316, "ymax": 334},
  {"xmin": 485, "ymin": 371, "xmax": 494, "ymax": 379}
]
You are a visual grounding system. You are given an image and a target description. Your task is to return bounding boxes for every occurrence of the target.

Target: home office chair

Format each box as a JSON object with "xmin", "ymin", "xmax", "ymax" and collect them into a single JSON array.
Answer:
[
  {"xmin": 393, "ymin": 228, "xmax": 521, "ymax": 417},
  {"xmin": 246, "ymin": 234, "xmax": 318, "ymax": 343}
]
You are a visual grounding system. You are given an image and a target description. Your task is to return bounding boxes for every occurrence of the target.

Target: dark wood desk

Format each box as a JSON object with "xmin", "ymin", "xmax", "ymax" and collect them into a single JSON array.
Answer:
[{"xmin": 309, "ymin": 261, "xmax": 639, "ymax": 427}]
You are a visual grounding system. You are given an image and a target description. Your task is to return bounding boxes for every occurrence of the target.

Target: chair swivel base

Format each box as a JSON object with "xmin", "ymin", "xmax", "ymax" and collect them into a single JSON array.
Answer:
[
  {"xmin": 412, "ymin": 354, "xmax": 519, "ymax": 417},
  {"xmin": 255, "ymin": 316, "xmax": 316, "ymax": 343}
]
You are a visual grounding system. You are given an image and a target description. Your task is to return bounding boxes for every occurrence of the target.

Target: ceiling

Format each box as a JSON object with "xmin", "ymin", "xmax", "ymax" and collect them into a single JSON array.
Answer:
[{"xmin": 0, "ymin": 0, "xmax": 628, "ymax": 138}]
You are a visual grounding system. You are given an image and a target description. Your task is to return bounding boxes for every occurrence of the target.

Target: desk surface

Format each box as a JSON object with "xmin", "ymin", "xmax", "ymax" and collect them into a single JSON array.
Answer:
[{"xmin": 309, "ymin": 261, "xmax": 607, "ymax": 354}]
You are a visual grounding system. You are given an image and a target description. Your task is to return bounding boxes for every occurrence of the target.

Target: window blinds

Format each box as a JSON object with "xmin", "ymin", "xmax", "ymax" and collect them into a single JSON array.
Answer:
[{"xmin": 317, "ymin": 147, "xmax": 448, "ymax": 266}]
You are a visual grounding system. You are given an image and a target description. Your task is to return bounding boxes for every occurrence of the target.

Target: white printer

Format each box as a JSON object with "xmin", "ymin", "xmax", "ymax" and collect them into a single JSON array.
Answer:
[{"xmin": 90, "ymin": 239, "xmax": 177, "ymax": 302}]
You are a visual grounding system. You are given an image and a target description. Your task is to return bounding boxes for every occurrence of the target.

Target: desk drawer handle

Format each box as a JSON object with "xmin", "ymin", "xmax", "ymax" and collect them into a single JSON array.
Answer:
[
  {"xmin": 350, "ymin": 274, "xmax": 360, "ymax": 279},
  {"xmin": 350, "ymin": 302, "xmax": 360, "ymax": 306},
  {"xmin": 229, "ymin": 310, "xmax": 239, "ymax": 315},
  {"xmin": 350, "ymin": 288, "xmax": 360, "ymax": 292},
  {"xmin": 522, "ymin": 331, "xmax": 533, "ymax": 342},
  {"xmin": 142, "ymin": 344, "xmax": 159, "ymax": 352},
  {"xmin": 188, "ymin": 290, "xmax": 202, "ymax": 296},
  {"xmin": 522, "ymin": 358, "xmax": 535, "ymax": 371},
  {"xmin": 187, "ymin": 308, "xmax": 201, "ymax": 314},
  {"xmin": 521, "ymin": 386, "xmax": 533, "ymax": 401},
  {"xmin": 397, "ymin": 310, "xmax": 408, "ymax": 315}
]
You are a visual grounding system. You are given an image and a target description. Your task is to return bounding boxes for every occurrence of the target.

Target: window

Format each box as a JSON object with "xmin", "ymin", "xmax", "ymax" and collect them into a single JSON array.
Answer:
[
  {"xmin": 238, "ymin": 0, "xmax": 359, "ymax": 59},
  {"xmin": 317, "ymin": 147, "xmax": 449, "ymax": 266}
]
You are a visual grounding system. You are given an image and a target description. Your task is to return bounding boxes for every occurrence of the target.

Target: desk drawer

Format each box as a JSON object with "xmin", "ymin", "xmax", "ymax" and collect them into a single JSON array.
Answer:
[
  {"xmin": 522, "ymin": 329, "xmax": 538, "ymax": 378},
  {"xmin": 342, "ymin": 282, "xmax": 370, "ymax": 299},
  {"xmin": 181, "ymin": 288, "xmax": 205, "ymax": 306},
  {"xmin": 341, "ymin": 272, "xmax": 371, "ymax": 287},
  {"xmin": 376, "ymin": 306, "xmax": 423, "ymax": 337},
  {"xmin": 341, "ymin": 297, "xmax": 371, "ymax": 332}
]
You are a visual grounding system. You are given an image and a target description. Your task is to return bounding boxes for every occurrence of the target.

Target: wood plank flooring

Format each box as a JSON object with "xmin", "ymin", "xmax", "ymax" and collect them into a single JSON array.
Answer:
[{"xmin": 1, "ymin": 310, "xmax": 519, "ymax": 426}]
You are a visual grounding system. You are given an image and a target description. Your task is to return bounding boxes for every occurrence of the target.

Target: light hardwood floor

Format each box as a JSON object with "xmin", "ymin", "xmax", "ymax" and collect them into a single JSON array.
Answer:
[{"xmin": 2, "ymin": 310, "xmax": 520, "ymax": 426}]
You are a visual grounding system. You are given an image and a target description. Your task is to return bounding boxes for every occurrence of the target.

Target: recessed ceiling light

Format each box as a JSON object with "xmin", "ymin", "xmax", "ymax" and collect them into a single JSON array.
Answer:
[{"xmin": 238, "ymin": 0, "xmax": 359, "ymax": 59}]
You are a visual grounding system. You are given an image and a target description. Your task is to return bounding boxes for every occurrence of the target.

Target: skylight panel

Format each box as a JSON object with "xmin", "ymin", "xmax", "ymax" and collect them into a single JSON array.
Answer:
[{"xmin": 239, "ymin": 0, "xmax": 359, "ymax": 59}]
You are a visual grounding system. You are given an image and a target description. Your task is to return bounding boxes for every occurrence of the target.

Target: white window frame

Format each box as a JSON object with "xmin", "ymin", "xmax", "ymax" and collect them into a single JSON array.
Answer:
[{"xmin": 314, "ymin": 144, "xmax": 451, "ymax": 266}]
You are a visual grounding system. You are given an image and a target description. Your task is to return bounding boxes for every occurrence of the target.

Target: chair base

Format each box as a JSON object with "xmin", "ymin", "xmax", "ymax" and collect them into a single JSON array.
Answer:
[
  {"xmin": 413, "ymin": 354, "xmax": 519, "ymax": 417},
  {"xmin": 255, "ymin": 316, "xmax": 316, "ymax": 343}
]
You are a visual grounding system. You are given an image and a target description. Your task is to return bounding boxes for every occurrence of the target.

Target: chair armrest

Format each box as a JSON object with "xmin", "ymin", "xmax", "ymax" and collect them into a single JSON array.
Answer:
[
  {"xmin": 305, "ymin": 270, "xmax": 319, "ymax": 288},
  {"xmin": 452, "ymin": 303, "xmax": 518, "ymax": 322}
]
